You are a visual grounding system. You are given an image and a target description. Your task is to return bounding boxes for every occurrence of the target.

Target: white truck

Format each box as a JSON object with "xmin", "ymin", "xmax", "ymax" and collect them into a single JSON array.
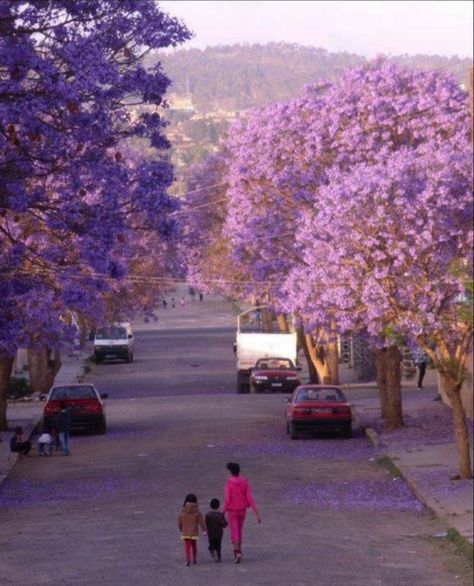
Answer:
[{"xmin": 234, "ymin": 307, "xmax": 298, "ymax": 393}]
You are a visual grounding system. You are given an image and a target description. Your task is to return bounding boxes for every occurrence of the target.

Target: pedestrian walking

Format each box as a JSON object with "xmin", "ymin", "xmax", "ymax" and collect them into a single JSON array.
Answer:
[
  {"xmin": 162, "ymin": 297, "xmax": 168, "ymax": 309},
  {"xmin": 198, "ymin": 292, "xmax": 203, "ymax": 302},
  {"xmin": 178, "ymin": 493, "xmax": 206, "ymax": 566},
  {"xmin": 223, "ymin": 462, "xmax": 261, "ymax": 564},
  {"xmin": 415, "ymin": 349, "xmax": 428, "ymax": 389},
  {"xmin": 55, "ymin": 402, "xmax": 71, "ymax": 455},
  {"xmin": 188, "ymin": 286, "xmax": 196, "ymax": 301},
  {"xmin": 205, "ymin": 498, "xmax": 228, "ymax": 562},
  {"xmin": 180, "ymin": 296, "xmax": 186, "ymax": 307},
  {"xmin": 9, "ymin": 426, "xmax": 32, "ymax": 456},
  {"xmin": 171, "ymin": 297, "xmax": 176, "ymax": 308}
]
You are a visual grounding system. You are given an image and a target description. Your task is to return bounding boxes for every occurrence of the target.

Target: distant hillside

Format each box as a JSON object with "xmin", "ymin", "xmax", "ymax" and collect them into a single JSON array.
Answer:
[
  {"xmin": 141, "ymin": 44, "xmax": 472, "ymax": 180},
  {"xmin": 148, "ymin": 43, "xmax": 471, "ymax": 113}
]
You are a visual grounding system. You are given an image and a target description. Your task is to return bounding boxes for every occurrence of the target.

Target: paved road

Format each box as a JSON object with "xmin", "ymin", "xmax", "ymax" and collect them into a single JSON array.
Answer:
[
  {"xmin": 0, "ymin": 294, "xmax": 471, "ymax": 585},
  {"xmin": 88, "ymin": 293, "xmax": 237, "ymax": 398}
]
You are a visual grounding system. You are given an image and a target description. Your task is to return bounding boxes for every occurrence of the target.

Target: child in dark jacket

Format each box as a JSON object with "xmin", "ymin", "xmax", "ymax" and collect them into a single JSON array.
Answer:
[
  {"xmin": 205, "ymin": 498, "xmax": 228, "ymax": 562},
  {"xmin": 178, "ymin": 494, "xmax": 206, "ymax": 566}
]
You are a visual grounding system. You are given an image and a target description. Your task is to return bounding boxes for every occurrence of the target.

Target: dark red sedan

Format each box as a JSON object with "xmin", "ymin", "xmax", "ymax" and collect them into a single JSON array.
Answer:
[
  {"xmin": 43, "ymin": 384, "xmax": 108, "ymax": 434},
  {"xmin": 285, "ymin": 385, "xmax": 352, "ymax": 439},
  {"xmin": 250, "ymin": 357, "xmax": 301, "ymax": 393}
]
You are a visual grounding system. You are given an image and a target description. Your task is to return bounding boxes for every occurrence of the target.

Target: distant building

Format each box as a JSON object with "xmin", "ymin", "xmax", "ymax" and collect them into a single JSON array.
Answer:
[{"xmin": 168, "ymin": 93, "xmax": 195, "ymax": 112}]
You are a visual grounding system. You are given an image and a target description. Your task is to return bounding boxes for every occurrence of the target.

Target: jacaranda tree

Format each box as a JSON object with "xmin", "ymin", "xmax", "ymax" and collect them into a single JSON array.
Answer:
[{"xmin": 0, "ymin": 0, "xmax": 190, "ymax": 427}]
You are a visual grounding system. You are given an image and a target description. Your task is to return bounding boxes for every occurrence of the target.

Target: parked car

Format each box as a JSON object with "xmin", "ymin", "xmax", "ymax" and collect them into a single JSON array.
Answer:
[
  {"xmin": 43, "ymin": 384, "xmax": 108, "ymax": 434},
  {"xmin": 94, "ymin": 322, "xmax": 134, "ymax": 363},
  {"xmin": 249, "ymin": 357, "xmax": 301, "ymax": 393},
  {"xmin": 285, "ymin": 385, "xmax": 352, "ymax": 439}
]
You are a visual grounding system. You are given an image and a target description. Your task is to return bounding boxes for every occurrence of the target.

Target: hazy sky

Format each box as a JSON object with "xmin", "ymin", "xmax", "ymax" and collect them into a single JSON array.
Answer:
[{"xmin": 160, "ymin": 1, "xmax": 473, "ymax": 58}]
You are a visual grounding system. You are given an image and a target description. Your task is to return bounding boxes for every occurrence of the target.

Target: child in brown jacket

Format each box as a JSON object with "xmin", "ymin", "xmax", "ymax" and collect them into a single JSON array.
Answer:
[{"xmin": 178, "ymin": 494, "xmax": 206, "ymax": 566}]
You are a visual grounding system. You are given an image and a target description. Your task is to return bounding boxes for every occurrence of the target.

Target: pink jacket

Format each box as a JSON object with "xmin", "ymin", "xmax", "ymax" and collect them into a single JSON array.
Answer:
[{"xmin": 223, "ymin": 476, "xmax": 258, "ymax": 513}]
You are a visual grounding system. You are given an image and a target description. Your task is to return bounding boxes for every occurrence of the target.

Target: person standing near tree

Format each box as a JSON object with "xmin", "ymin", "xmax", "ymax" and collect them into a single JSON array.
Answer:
[
  {"xmin": 223, "ymin": 462, "xmax": 261, "ymax": 564},
  {"xmin": 55, "ymin": 402, "xmax": 71, "ymax": 455},
  {"xmin": 415, "ymin": 349, "xmax": 428, "ymax": 389}
]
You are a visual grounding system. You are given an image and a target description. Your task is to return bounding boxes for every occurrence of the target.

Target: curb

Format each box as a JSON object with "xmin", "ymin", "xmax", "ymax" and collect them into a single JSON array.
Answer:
[
  {"xmin": 392, "ymin": 458, "xmax": 474, "ymax": 546},
  {"xmin": 0, "ymin": 414, "xmax": 43, "ymax": 488},
  {"xmin": 350, "ymin": 406, "xmax": 383, "ymax": 448},
  {"xmin": 353, "ymin": 406, "xmax": 474, "ymax": 547}
]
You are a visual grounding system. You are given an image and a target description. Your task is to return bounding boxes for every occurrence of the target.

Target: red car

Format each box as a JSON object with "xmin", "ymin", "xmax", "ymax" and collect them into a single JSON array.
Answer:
[
  {"xmin": 43, "ymin": 384, "xmax": 108, "ymax": 434},
  {"xmin": 285, "ymin": 385, "xmax": 352, "ymax": 439},
  {"xmin": 250, "ymin": 357, "xmax": 301, "ymax": 393}
]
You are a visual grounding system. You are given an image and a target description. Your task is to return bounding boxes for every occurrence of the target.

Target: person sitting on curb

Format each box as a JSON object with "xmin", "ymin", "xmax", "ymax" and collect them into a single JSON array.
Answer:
[{"xmin": 10, "ymin": 426, "xmax": 32, "ymax": 456}]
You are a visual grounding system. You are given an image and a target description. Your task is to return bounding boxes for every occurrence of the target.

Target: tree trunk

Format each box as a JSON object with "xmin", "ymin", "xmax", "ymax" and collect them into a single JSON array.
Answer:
[
  {"xmin": 261, "ymin": 308, "xmax": 273, "ymax": 333},
  {"xmin": 442, "ymin": 375, "xmax": 472, "ymax": 479},
  {"xmin": 384, "ymin": 345, "xmax": 403, "ymax": 430},
  {"xmin": 374, "ymin": 348, "xmax": 390, "ymax": 419},
  {"xmin": 297, "ymin": 328, "xmax": 318, "ymax": 383},
  {"xmin": 0, "ymin": 355, "xmax": 14, "ymax": 431},
  {"xmin": 327, "ymin": 341, "xmax": 339, "ymax": 385},
  {"xmin": 276, "ymin": 314, "xmax": 290, "ymax": 334},
  {"xmin": 297, "ymin": 327, "xmax": 319, "ymax": 383},
  {"xmin": 305, "ymin": 334, "xmax": 332, "ymax": 384},
  {"xmin": 28, "ymin": 347, "xmax": 62, "ymax": 394}
]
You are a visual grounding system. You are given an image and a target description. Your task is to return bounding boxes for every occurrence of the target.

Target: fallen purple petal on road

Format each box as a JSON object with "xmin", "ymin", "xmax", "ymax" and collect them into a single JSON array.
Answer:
[{"xmin": 283, "ymin": 480, "xmax": 424, "ymax": 512}]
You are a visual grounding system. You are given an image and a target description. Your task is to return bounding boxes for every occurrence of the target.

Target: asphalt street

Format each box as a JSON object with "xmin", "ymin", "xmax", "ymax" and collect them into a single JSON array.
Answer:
[{"xmin": 0, "ymin": 293, "xmax": 471, "ymax": 586}]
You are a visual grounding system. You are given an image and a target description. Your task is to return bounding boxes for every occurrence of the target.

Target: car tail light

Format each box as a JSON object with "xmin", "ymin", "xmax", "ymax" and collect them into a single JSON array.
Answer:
[
  {"xmin": 82, "ymin": 402, "xmax": 102, "ymax": 413},
  {"xmin": 44, "ymin": 403, "xmax": 58, "ymax": 416},
  {"xmin": 332, "ymin": 406, "xmax": 351, "ymax": 415},
  {"xmin": 293, "ymin": 407, "xmax": 311, "ymax": 415}
]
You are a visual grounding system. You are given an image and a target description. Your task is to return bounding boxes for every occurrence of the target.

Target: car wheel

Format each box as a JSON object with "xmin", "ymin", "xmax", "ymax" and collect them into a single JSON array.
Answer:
[
  {"xmin": 125, "ymin": 351, "xmax": 131, "ymax": 363},
  {"xmin": 342, "ymin": 424, "xmax": 352, "ymax": 439},
  {"xmin": 289, "ymin": 423, "xmax": 298, "ymax": 440},
  {"xmin": 94, "ymin": 355, "xmax": 102, "ymax": 364},
  {"xmin": 286, "ymin": 421, "xmax": 290, "ymax": 434},
  {"xmin": 131, "ymin": 352, "xmax": 134, "ymax": 363}
]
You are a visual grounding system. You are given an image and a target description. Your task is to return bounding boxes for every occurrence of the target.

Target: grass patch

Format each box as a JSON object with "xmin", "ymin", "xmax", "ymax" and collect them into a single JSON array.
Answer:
[
  {"xmin": 375, "ymin": 455, "xmax": 402, "ymax": 478},
  {"xmin": 446, "ymin": 528, "xmax": 473, "ymax": 562}
]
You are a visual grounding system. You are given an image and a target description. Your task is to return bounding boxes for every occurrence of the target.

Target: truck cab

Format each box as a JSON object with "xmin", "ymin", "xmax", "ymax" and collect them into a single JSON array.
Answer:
[{"xmin": 94, "ymin": 322, "xmax": 134, "ymax": 364}]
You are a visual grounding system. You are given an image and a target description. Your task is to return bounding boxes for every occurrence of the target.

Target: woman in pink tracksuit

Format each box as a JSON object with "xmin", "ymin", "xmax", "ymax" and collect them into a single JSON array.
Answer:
[{"xmin": 223, "ymin": 462, "xmax": 261, "ymax": 563}]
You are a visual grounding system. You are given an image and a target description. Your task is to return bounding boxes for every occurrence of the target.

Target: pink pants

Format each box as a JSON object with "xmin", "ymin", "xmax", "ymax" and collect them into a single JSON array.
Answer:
[
  {"xmin": 184, "ymin": 539, "xmax": 197, "ymax": 562},
  {"xmin": 227, "ymin": 510, "xmax": 247, "ymax": 544}
]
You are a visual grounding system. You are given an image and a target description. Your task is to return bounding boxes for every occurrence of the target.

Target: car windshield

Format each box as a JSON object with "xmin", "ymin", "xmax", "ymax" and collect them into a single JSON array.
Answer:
[
  {"xmin": 50, "ymin": 386, "xmax": 97, "ymax": 400},
  {"xmin": 96, "ymin": 326, "xmax": 127, "ymax": 340},
  {"xmin": 256, "ymin": 358, "xmax": 294, "ymax": 370},
  {"xmin": 295, "ymin": 388, "xmax": 345, "ymax": 403}
]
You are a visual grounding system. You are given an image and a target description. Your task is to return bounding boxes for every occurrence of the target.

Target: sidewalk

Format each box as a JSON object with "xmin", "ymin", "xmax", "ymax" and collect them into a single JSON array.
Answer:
[
  {"xmin": 0, "ymin": 348, "xmax": 87, "ymax": 487},
  {"xmin": 350, "ymin": 383, "xmax": 474, "ymax": 545}
]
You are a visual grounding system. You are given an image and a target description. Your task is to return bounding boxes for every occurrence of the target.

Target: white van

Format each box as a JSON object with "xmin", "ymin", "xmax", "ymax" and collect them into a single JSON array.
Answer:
[{"xmin": 94, "ymin": 322, "xmax": 134, "ymax": 364}]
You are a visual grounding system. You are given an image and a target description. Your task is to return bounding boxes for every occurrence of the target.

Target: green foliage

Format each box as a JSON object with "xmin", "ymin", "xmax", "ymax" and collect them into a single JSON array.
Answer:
[
  {"xmin": 445, "ymin": 528, "xmax": 474, "ymax": 562},
  {"xmin": 8, "ymin": 377, "xmax": 31, "ymax": 399}
]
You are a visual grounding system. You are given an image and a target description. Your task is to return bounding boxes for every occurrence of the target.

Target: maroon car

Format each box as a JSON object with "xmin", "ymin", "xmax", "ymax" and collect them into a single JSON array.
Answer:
[
  {"xmin": 250, "ymin": 357, "xmax": 301, "ymax": 394},
  {"xmin": 285, "ymin": 385, "xmax": 352, "ymax": 439},
  {"xmin": 43, "ymin": 384, "xmax": 108, "ymax": 434}
]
